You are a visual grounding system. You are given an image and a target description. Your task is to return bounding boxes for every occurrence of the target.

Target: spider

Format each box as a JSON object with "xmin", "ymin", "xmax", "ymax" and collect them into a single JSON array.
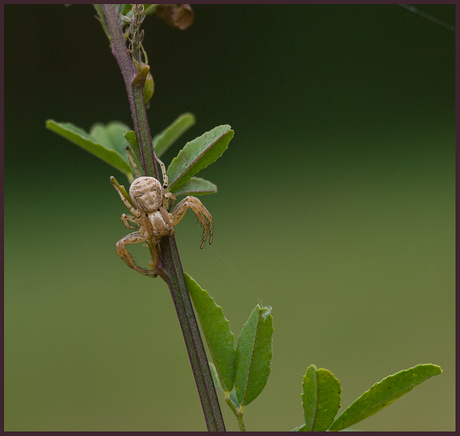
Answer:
[{"xmin": 110, "ymin": 151, "xmax": 213, "ymax": 278}]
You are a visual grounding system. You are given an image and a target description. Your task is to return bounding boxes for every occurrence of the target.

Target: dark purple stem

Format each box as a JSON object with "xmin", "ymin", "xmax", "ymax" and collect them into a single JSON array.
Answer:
[
  {"xmin": 160, "ymin": 235, "xmax": 226, "ymax": 431},
  {"xmin": 102, "ymin": 4, "xmax": 157, "ymax": 179},
  {"xmin": 102, "ymin": 5, "xmax": 225, "ymax": 432}
]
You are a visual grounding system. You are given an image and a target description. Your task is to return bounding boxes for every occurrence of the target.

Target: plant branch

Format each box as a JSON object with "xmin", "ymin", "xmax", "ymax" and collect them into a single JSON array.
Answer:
[
  {"xmin": 102, "ymin": 4, "xmax": 157, "ymax": 179},
  {"xmin": 161, "ymin": 235, "xmax": 226, "ymax": 431},
  {"xmin": 102, "ymin": 4, "xmax": 225, "ymax": 431},
  {"xmin": 224, "ymin": 395, "xmax": 246, "ymax": 431}
]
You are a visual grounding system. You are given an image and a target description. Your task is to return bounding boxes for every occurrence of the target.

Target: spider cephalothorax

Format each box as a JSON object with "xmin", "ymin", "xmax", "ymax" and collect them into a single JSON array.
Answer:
[{"xmin": 110, "ymin": 153, "xmax": 213, "ymax": 278}]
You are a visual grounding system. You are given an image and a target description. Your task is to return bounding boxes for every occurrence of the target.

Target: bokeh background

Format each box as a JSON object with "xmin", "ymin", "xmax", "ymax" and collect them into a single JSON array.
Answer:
[{"xmin": 5, "ymin": 4, "xmax": 455, "ymax": 431}]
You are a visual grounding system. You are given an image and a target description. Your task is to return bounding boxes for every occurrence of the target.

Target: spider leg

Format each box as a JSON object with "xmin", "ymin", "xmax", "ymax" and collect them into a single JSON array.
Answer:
[
  {"xmin": 147, "ymin": 242, "xmax": 166, "ymax": 276},
  {"xmin": 163, "ymin": 192, "xmax": 176, "ymax": 210},
  {"xmin": 148, "ymin": 242, "xmax": 169, "ymax": 281},
  {"xmin": 116, "ymin": 231, "xmax": 156, "ymax": 277},
  {"xmin": 110, "ymin": 176, "xmax": 140, "ymax": 217},
  {"xmin": 121, "ymin": 213, "xmax": 139, "ymax": 230},
  {"xmin": 171, "ymin": 196, "xmax": 213, "ymax": 249},
  {"xmin": 126, "ymin": 148, "xmax": 142, "ymax": 178},
  {"xmin": 149, "ymin": 242, "xmax": 160, "ymax": 271},
  {"xmin": 155, "ymin": 155, "xmax": 168, "ymax": 189}
]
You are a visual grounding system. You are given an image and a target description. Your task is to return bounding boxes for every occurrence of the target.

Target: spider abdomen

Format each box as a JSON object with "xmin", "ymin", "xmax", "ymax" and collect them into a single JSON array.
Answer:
[{"xmin": 129, "ymin": 176, "xmax": 163, "ymax": 212}]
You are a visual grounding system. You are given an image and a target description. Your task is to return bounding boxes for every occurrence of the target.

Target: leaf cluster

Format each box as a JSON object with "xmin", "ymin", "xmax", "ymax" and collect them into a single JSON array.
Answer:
[
  {"xmin": 185, "ymin": 274, "xmax": 442, "ymax": 432},
  {"xmin": 185, "ymin": 274, "xmax": 273, "ymax": 431},
  {"xmin": 296, "ymin": 363, "xmax": 441, "ymax": 431},
  {"xmin": 46, "ymin": 113, "xmax": 233, "ymax": 199}
]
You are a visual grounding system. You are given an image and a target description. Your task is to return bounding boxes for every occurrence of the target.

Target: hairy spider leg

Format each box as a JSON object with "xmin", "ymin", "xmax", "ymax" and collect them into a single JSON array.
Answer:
[
  {"xmin": 126, "ymin": 148, "xmax": 142, "ymax": 178},
  {"xmin": 116, "ymin": 231, "xmax": 157, "ymax": 277},
  {"xmin": 163, "ymin": 191, "xmax": 176, "ymax": 210},
  {"xmin": 121, "ymin": 213, "xmax": 140, "ymax": 230},
  {"xmin": 111, "ymin": 176, "xmax": 158, "ymax": 277},
  {"xmin": 110, "ymin": 177, "xmax": 140, "ymax": 217},
  {"xmin": 171, "ymin": 196, "xmax": 214, "ymax": 248},
  {"xmin": 126, "ymin": 146, "xmax": 168, "ymax": 191},
  {"xmin": 155, "ymin": 154, "xmax": 168, "ymax": 189},
  {"xmin": 148, "ymin": 241, "xmax": 161, "ymax": 275}
]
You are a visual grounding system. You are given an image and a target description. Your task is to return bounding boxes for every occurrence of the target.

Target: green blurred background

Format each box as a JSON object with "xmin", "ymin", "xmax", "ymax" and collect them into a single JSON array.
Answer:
[{"xmin": 5, "ymin": 4, "xmax": 454, "ymax": 431}]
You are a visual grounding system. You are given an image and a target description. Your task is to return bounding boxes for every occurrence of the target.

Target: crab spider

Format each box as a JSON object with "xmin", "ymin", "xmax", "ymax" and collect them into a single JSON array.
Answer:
[{"xmin": 110, "ymin": 152, "xmax": 213, "ymax": 278}]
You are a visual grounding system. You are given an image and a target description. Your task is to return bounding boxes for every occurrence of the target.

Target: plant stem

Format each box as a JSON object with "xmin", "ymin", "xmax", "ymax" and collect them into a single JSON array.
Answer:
[
  {"xmin": 224, "ymin": 395, "xmax": 246, "ymax": 431},
  {"xmin": 102, "ymin": 5, "xmax": 226, "ymax": 431},
  {"xmin": 161, "ymin": 235, "xmax": 226, "ymax": 431},
  {"xmin": 102, "ymin": 4, "xmax": 157, "ymax": 179}
]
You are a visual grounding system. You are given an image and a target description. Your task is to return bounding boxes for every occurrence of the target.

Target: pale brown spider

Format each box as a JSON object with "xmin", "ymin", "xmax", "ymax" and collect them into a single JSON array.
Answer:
[{"xmin": 110, "ymin": 152, "xmax": 213, "ymax": 278}]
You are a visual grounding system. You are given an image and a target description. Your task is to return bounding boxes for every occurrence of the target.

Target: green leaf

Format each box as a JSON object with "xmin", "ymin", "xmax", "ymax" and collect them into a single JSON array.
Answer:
[
  {"xmin": 143, "ymin": 71, "xmax": 154, "ymax": 104},
  {"xmin": 123, "ymin": 113, "xmax": 196, "ymax": 175},
  {"xmin": 328, "ymin": 364, "xmax": 442, "ymax": 431},
  {"xmin": 167, "ymin": 125, "xmax": 233, "ymax": 192},
  {"xmin": 123, "ymin": 130, "xmax": 139, "ymax": 156},
  {"xmin": 302, "ymin": 364, "xmax": 342, "ymax": 431},
  {"xmin": 123, "ymin": 130, "xmax": 143, "ymax": 174},
  {"xmin": 292, "ymin": 424, "xmax": 307, "ymax": 431},
  {"xmin": 89, "ymin": 121, "xmax": 132, "ymax": 156},
  {"xmin": 143, "ymin": 4, "xmax": 159, "ymax": 15},
  {"xmin": 172, "ymin": 177, "xmax": 217, "ymax": 197},
  {"xmin": 229, "ymin": 388, "xmax": 239, "ymax": 408},
  {"xmin": 93, "ymin": 5, "xmax": 111, "ymax": 42},
  {"xmin": 152, "ymin": 112, "xmax": 196, "ymax": 158},
  {"xmin": 209, "ymin": 361, "xmax": 224, "ymax": 393},
  {"xmin": 46, "ymin": 119, "xmax": 133, "ymax": 180},
  {"xmin": 185, "ymin": 273, "xmax": 236, "ymax": 393},
  {"xmin": 234, "ymin": 305, "xmax": 273, "ymax": 407}
]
